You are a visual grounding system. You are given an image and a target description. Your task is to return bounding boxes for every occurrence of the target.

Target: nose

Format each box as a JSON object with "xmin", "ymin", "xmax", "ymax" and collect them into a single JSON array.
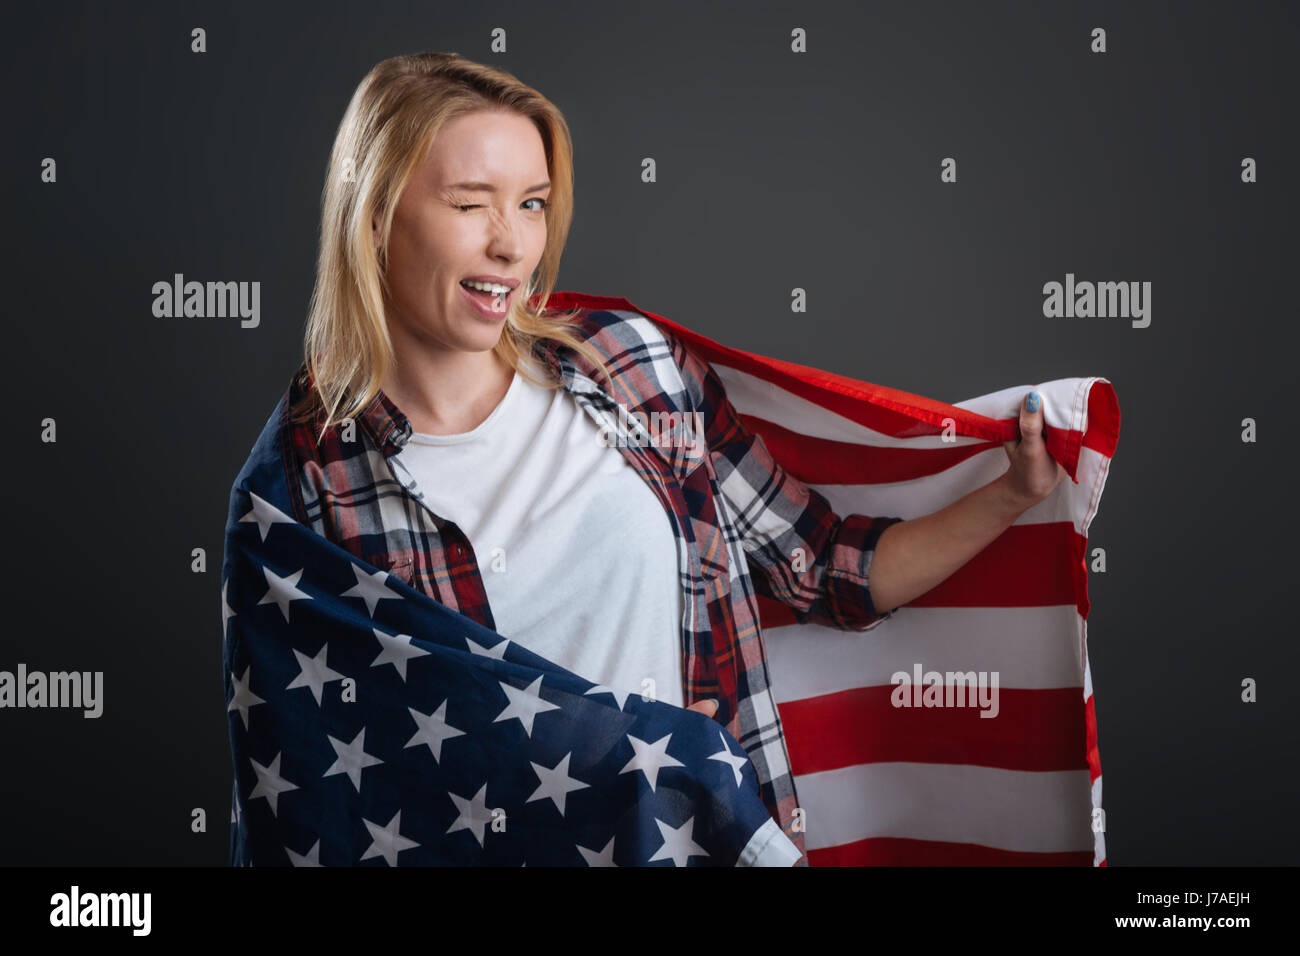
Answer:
[{"xmin": 485, "ymin": 206, "xmax": 524, "ymax": 261}]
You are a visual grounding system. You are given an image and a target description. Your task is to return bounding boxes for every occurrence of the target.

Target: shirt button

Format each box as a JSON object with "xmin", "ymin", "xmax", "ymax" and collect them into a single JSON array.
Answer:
[{"xmin": 451, "ymin": 543, "xmax": 463, "ymax": 559}]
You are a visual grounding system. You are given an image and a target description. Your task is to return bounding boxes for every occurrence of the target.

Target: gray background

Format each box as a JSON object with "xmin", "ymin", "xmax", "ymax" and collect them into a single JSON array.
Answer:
[{"xmin": 3, "ymin": 0, "xmax": 1296, "ymax": 865}]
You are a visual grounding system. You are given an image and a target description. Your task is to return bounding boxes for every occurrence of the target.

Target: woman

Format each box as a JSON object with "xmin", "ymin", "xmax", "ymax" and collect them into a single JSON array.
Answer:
[{"xmin": 259, "ymin": 51, "xmax": 1066, "ymax": 864}]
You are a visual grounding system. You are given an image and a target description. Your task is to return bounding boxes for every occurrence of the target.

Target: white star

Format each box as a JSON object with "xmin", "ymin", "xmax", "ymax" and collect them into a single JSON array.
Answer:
[
  {"xmin": 221, "ymin": 579, "xmax": 236, "ymax": 638},
  {"xmin": 648, "ymin": 815, "xmax": 709, "ymax": 866},
  {"xmin": 257, "ymin": 565, "xmax": 312, "ymax": 623},
  {"xmin": 286, "ymin": 644, "xmax": 345, "ymax": 705},
  {"xmin": 405, "ymin": 700, "xmax": 466, "ymax": 763},
  {"xmin": 323, "ymin": 727, "xmax": 384, "ymax": 792},
  {"xmin": 227, "ymin": 665, "xmax": 265, "ymax": 730},
  {"xmin": 239, "ymin": 491, "xmax": 297, "ymax": 541},
  {"xmin": 342, "ymin": 564, "xmax": 403, "ymax": 616},
  {"xmin": 493, "ymin": 675, "xmax": 560, "ymax": 738},
  {"xmin": 708, "ymin": 729, "xmax": 749, "ymax": 787},
  {"xmin": 286, "ymin": 838, "xmax": 322, "ymax": 867},
  {"xmin": 585, "ymin": 684, "xmax": 631, "ymax": 710},
  {"xmin": 248, "ymin": 752, "xmax": 298, "ymax": 816},
  {"xmin": 576, "ymin": 836, "xmax": 619, "ymax": 867},
  {"xmin": 466, "ymin": 635, "xmax": 509, "ymax": 660},
  {"xmin": 370, "ymin": 629, "xmax": 430, "ymax": 681},
  {"xmin": 619, "ymin": 733, "xmax": 685, "ymax": 792},
  {"xmin": 361, "ymin": 810, "xmax": 420, "ymax": 866},
  {"xmin": 446, "ymin": 782, "xmax": 495, "ymax": 848},
  {"xmin": 527, "ymin": 752, "xmax": 590, "ymax": 816}
]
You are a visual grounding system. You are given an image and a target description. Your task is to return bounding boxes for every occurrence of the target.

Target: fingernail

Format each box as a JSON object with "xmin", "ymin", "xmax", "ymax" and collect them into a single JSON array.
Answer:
[{"xmin": 1026, "ymin": 392, "xmax": 1040, "ymax": 413}]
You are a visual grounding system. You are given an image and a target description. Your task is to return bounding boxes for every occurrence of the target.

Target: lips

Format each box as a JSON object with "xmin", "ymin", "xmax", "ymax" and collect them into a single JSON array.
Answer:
[
  {"xmin": 460, "ymin": 275, "xmax": 520, "ymax": 290},
  {"xmin": 458, "ymin": 280, "xmax": 512, "ymax": 319}
]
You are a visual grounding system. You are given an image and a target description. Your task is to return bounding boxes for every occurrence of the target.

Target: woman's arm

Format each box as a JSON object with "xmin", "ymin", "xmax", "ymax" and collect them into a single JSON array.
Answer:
[
  {"xmin": 671, "ymin": 333, "xmax": 903, "ymax": 630},
  {"xmin": 866, "ymin": 472, "xmax": 1027, "ymax": 614},
  {"xmin": 868, "ymin": 390, "xmax": 1068, "ymax": 613},
  {"xmin": 671, "ymin": 332, "xmax": 1066, "ymax": 624}
]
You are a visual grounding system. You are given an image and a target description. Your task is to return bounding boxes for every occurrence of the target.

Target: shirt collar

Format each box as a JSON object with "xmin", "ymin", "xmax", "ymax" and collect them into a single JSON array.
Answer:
[{"xmin": 297, "ymin": 337, "xmax": 594, "ymax": 459}]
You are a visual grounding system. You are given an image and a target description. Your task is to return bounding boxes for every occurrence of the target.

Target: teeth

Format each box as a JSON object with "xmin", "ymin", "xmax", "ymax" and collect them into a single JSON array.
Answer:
[{"xmin": 461, "ymin": 279, "xmax": 511, "ymax": 294}]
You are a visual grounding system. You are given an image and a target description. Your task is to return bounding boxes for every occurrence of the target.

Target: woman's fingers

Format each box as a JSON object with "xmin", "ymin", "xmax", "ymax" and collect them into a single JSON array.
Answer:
[
  {"xmin": 1018, "ymin": 391, "xmax": 1043, "ymax": 451},
  {"xmin": 686, "ymin": 698, "xmax": 718, "ymax": 718}
]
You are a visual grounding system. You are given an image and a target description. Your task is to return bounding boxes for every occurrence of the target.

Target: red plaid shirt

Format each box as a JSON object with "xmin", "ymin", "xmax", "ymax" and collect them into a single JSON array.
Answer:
[{"xmin": 278, "ymin": 292, "xmax": 903, "ymax": 864}]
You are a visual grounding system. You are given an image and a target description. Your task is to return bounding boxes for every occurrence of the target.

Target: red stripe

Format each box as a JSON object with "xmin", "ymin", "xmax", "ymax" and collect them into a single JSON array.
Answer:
[
  {"xmin": 1082, "ymin": 381, "xmax": 1120, "ymax": 458},
  {"xmin": 1085, "ymin": 693, "xmax": 1101, "ymax": 785},
  {"xmin": 744, "ymin": 414, "xmax": 1002, "ymax": 484},
  {"xmin": 808, "ymin": 837, "xmax": 1095, "ymax": 867},
  {"xmin": 743, "ymin": 410, "xmax": 1085, "ymax": 495},
  {"xmin": 779, "ymin": 685, "xmax": 1089, "ymax": 775}
]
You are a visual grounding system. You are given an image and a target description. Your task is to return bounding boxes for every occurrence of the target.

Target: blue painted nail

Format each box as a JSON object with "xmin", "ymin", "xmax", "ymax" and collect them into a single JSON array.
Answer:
[{"xmin": 1026, "ymin": 392, "xmax": 1040, "ymax": 413}]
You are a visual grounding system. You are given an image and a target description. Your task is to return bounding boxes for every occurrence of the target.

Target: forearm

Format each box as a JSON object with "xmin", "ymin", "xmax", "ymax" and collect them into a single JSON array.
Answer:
[{"xmin": 867, "ymin": 472, "xmax": 1032, "ymax": 614}]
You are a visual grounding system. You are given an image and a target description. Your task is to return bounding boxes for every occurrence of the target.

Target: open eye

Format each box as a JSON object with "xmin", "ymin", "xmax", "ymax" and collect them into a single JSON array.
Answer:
[{"xmin": 524, "ymin": 197, "xmax": 549, "ymax": 212}]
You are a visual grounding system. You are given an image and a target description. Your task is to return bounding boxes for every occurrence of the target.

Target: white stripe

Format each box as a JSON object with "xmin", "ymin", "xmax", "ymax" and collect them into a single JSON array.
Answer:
[
  {"xmin": 1075, "ymin": 444, "xmax": 1113, "ymax": 537},
  {"xmin": 714, "ymin": 364, "xmax": 982, "ymax": 449},
  {"xmin": 796, "ymin": 762, "xmax": 1096, "ymax": 854},
  {"xmin": 1091, "ymin": 775, "xmax": 1106, "ymax": 865},
  {"xmin": 716, "ymin": 364, "xmax": 1100, "ymax": 447},
  {"xmin": 810, "ymin": 449, "xmax": 1099, "ymax": 527},
  {"xmin": 1083, "ymin": 626, "xmax": 1094, "ymax": 701},
  {"xmin": 764, "ymin": 605, "xmax": 1086, "ymax": 704},
  {"xmin": 952, "ymin": 377, "xmax": 1103, "ymax": 433}
]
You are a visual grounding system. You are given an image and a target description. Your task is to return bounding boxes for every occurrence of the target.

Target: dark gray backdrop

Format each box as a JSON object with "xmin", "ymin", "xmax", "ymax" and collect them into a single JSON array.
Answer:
[{"xmin": 4, "ymin": 0, "xmax": 1297, "ymax": 865}]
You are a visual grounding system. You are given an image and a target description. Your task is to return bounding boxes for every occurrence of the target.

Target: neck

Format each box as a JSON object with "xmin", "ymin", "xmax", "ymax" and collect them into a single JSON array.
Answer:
[{"xmin": 381, "ymin": 331, "xmax": 516, "ymax": 438}]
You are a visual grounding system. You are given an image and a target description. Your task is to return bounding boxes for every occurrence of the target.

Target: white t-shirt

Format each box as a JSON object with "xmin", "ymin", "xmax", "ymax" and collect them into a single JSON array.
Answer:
[{"xmin": 389, "ymin": 357, "xmax": 686, "ymax": 708}]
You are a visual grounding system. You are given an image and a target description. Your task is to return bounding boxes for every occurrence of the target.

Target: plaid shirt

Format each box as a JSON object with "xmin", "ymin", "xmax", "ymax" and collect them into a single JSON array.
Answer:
[{"xmin": 276, "ymin": 295, "xmax": 902, "ymax": 864}]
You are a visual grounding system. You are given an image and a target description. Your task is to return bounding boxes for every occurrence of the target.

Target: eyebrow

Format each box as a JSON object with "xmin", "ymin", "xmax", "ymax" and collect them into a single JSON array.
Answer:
[{"xmin": 446, "ymin": 180, "xmax": 552, "ymax": 194}]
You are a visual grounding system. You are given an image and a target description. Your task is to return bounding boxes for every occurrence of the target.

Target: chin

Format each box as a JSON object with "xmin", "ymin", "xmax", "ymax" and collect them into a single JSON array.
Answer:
[{"xmin": 458, "ymin": 324, "xmax": 508, "ymax": 354}]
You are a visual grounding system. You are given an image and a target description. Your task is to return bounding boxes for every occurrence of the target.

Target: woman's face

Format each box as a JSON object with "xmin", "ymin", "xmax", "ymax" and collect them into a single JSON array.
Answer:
[{"xmin": 377, "ymin": 109, "xmax": 552, "ymax": 355}]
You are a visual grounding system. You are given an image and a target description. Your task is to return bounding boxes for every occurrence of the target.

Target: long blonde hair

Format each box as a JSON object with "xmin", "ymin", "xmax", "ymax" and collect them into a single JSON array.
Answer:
[{"xmin": 291, "ymin": 52, "xmax": 613, "ymax": 433}]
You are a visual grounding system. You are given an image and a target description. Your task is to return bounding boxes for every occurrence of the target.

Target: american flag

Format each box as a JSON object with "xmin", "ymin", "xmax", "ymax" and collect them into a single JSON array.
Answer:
[
  {"xmin": 640, "ymin": 304, "xmax": 1120, "ymax": 866},
  {"xmin": 222, "ymin": 478, "xmax": 798, "ymax": 866},
  {"xmin": 223, "ymin": 302, "xmax": 1118, "ymax": 867}
]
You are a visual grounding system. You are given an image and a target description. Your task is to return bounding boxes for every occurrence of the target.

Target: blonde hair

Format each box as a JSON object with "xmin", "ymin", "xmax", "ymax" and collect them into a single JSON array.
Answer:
[{"xmin": 291, "ymin": 52, "xmax": 613, "ymax": 433}]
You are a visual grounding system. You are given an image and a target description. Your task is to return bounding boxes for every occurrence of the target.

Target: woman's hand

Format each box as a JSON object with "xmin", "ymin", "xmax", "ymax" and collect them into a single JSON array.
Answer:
[
  {"xmin": 1002, "ymin": 391, "xmax": 1068, "ymax": 508},
  {"xmin": 686, "ymin": 699, "xmax": 718, "ymax": 719}
]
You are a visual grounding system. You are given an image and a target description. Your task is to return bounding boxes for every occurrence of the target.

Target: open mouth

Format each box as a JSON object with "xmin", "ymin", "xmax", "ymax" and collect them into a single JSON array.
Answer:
[{"xmin": 459, "ymin": 280, "xmax": 512, "ymax": 313}]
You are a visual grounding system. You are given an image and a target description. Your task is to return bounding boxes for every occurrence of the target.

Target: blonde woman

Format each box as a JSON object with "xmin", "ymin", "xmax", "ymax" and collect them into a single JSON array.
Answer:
[{"xmin": 225, "ymin": 52, "xmax": 1066, "ymax": 866}]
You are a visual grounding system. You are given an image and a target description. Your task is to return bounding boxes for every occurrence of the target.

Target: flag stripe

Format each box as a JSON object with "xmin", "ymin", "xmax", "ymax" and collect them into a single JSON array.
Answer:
[
  {"xmin": 778, "ymin": 685, "xmax": 1089, "ymax": 774},
  {"xmin": 793, "ymin": 761, "xmax": 1097, "ymax": 854},
  {"xmin": 808, "ymin": 837, "xmax": 1096, "ymax": 867},
  {"xmin": 762, "ymin": 607, "xmax": 1087, "ymax": 701}
]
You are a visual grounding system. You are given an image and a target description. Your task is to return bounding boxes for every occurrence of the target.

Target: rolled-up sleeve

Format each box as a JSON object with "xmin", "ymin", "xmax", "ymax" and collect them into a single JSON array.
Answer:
[{"xmin": 669, "ymin": 330, "xmax": 906, "ymax": 631}]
